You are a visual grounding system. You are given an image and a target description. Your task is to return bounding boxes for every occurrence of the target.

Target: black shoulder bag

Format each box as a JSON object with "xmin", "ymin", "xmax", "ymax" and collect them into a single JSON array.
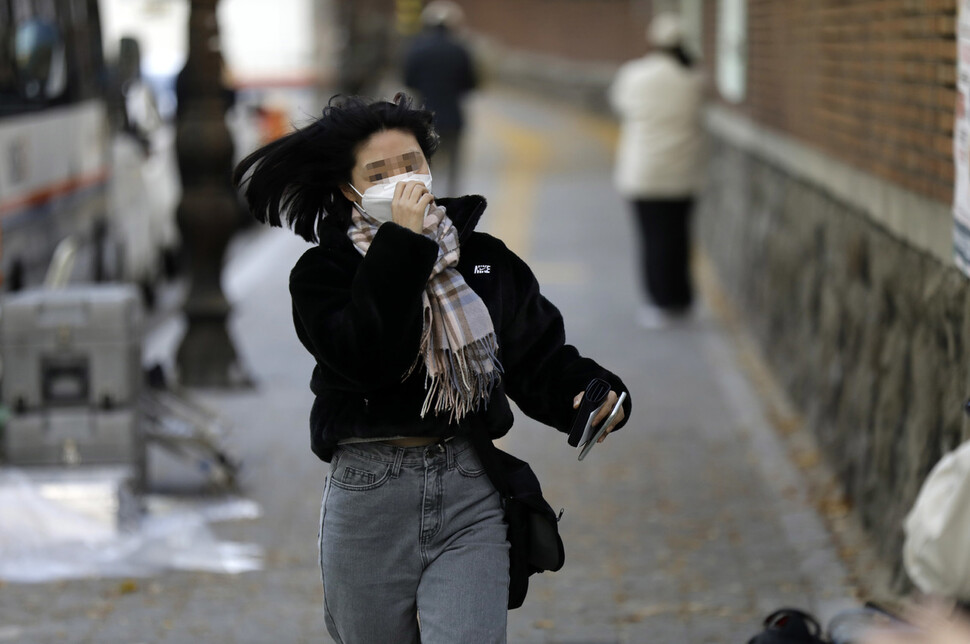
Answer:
[{"xmin": 467, "ymin": 428, "xmax": 565, "ymax": 610}]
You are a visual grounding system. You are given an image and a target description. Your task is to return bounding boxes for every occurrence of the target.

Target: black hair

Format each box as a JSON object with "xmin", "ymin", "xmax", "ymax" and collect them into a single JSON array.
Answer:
[{"xmin": 232, "ymin": 94, "xmax": 439, "ymax": 242}]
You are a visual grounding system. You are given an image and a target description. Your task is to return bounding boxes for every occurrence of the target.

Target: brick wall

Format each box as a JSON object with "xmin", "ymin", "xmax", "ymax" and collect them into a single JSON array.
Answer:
[
  {"xmin": 701, "ymin": 0, "xmax": 958, "ymax": 204},
  {"xmin": 450, "ymin": 0, "xmax": 652, "ymax": 64}
]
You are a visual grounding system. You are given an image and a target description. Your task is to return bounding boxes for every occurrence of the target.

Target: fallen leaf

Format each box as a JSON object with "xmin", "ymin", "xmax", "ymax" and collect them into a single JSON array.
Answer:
[
  {"xmin": 793, "ymin": 449, "xmax": 820, "ymax": 469},
  {"xmin": 118, "ymin": 579, "xmax": 139, "ymax": 595}
]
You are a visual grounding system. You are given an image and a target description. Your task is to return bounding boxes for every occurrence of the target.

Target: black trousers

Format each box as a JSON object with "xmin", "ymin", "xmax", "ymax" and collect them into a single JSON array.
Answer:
[
  {"xmin": 433, "ymin": 129, "xmax": 462, "ymax": 198},
  {"xmin": 631, "ymin": 198, "xmax": 694, "ymax": 311}
]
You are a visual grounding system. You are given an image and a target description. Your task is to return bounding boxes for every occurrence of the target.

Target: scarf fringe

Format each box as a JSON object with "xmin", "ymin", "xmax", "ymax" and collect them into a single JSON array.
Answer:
[{"xmin": 417, "ymin": 335, "xmax": 503, "ymax": 421}]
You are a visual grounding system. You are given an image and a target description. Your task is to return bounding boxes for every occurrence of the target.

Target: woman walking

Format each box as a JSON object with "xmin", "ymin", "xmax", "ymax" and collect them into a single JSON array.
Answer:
[
  {"xmin": 233, "ymin": 94, "xmax": 631, "ymax": 643},
  {"xmin": 610, "ymin": 12, "xmax": 704, "ymax": 329}
]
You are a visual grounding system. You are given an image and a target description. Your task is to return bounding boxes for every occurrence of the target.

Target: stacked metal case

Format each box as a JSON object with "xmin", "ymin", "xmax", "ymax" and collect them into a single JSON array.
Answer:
[{"xmin": 1, "ymin": 285, "xmax": 145, "ymax": 478}]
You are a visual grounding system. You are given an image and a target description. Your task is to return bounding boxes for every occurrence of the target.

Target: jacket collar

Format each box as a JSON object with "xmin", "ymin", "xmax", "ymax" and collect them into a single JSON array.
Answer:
[{"xmin": 436, "ymin": 195, "xmax": 487, "ymax": 244}]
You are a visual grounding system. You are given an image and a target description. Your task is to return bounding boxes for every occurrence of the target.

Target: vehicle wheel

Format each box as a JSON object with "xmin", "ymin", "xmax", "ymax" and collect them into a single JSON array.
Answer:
[
  {"xmin": 8, "ymin": 259, "xmax": 24, "ymax": 291},
  {"xmin": 139, "ymin": 279, "xmax": 157, "ymax": 310},
  {"xmin": 161, "ymin": 244, "xmax": 182, "ymax": 279}
]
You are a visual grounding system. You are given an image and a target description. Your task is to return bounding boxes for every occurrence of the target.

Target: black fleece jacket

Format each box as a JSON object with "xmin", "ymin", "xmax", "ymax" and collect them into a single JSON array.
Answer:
[{"xmin": 289, "ymin": 195, "xmax": 632, "ymax": 462}]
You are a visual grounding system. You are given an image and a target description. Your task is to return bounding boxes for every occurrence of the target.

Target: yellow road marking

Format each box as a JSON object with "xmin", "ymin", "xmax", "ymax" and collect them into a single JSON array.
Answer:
[
  {"xmin": 472, "ymin": 90, "xmax": 620, "ymax": 267},
  {"xmin": 569, "ymin": 108, "xmax": 620, "ymax": 152},
  {"xmin": 484, "ymin": 115, "xmax": 550, "ymax": 259}
]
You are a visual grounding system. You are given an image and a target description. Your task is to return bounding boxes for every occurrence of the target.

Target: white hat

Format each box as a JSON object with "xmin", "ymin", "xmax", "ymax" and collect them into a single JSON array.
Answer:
[
  {"xmin": 421, "ymin": 1, "xmax": 465, "ymax": 29},
  {"xmin": 648, "ymin": 12, "xmax": 683, "ymax": 48}
]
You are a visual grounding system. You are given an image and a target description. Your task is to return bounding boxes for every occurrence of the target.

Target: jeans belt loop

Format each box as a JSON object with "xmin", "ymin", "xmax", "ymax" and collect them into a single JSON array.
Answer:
[
  {"xmin": 390, "ymin": 447, "xmax": 405, "ymax": 478},
  {"xmin": 444, "ymin": 439, "xmax": 455, "ymax": 469}
]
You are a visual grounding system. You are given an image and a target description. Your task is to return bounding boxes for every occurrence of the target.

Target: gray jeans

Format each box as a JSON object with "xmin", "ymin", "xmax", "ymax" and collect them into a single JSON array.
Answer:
[{"xmin": 319, "ymin": 437, "xmax": 510, "ymax": 643}]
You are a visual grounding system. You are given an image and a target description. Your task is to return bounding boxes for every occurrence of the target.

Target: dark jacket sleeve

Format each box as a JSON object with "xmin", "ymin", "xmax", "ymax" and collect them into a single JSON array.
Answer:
[
  {"xmin": 289, "ymin": 223, "xmax": 439, "ymax": 391},
  {"xmin": 499, "ymin": 247, "xmax": 632, "ymax": 433}
]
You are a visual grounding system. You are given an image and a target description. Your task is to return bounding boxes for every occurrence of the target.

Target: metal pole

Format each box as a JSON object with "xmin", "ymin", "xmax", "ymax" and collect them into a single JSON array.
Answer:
[{"xmin": 174, "ymin": 0, "xmax": 250, "ymax": 388}]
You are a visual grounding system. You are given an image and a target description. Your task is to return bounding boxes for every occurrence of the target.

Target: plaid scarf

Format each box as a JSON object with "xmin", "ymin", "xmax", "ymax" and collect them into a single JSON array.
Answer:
[{"xmin": 348, "ymin": 203, "xmax": 502, "ymax": 420}]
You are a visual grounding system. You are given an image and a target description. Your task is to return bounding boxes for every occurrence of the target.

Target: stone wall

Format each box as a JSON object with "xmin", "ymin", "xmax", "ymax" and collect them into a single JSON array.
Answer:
[{"xmin": 697, "ymin": 132, "xmax": 970, "ymax": 581}]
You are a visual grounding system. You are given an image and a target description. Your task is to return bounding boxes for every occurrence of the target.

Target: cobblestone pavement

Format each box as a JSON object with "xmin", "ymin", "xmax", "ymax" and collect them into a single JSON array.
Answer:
[{"xmin": 0, "ymin": 89, "xmax": 871, "ymax": 643}]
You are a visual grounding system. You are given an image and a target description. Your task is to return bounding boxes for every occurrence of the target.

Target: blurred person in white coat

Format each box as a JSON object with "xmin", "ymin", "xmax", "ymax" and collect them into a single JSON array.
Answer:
[{"xmin": 610, "ymin": 12, "xmax": 704, "ymax": 329}]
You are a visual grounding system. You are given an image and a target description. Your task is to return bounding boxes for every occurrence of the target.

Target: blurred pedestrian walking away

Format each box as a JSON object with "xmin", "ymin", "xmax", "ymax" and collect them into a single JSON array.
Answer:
[
  {"xmin": 403, "ymin": 0, "xmax": 478, "ymax": 198},
  {"xmin": 609, "ymin": 11, "xmax": 704, "ymax": 329},
  {"xmin": 232, "ymin": 95, "xmax": 631, "ymax": 643}
]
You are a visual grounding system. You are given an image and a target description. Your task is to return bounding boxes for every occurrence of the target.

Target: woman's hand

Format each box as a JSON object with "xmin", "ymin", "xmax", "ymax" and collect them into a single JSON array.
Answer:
[
  {"xmin": 391, "ymin": 180, "xmax": 435, "ymax": 234},
  {"xmin": 573, "ymin": 390, "xmax": 625, "ymax": 443}
]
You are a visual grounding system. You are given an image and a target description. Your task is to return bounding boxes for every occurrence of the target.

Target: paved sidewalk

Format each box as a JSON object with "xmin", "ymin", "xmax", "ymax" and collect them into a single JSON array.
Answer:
[{"xmin": 0, "ymin": 89, "xmax": 870, "ymax": 643}]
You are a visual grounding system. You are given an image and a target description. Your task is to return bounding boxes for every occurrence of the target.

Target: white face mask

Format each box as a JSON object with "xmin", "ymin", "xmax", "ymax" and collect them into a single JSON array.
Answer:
[{"xmin": 349, "ymin": 172, "xmax": 434, "ymax": 223}]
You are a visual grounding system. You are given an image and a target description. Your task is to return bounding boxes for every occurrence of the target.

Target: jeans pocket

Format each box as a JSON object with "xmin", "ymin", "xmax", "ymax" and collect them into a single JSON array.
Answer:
[
  {"xmin": 455, "ymin": 447, "xmax": 487, "ymax": 478},
  {"xmin": 329, "ymin": 450, "xmax": 392, "ymax": 491}
]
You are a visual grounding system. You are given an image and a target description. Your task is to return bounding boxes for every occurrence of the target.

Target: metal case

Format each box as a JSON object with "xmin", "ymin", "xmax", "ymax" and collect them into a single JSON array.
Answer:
[{"xmin": 1, "ymin": 285, "xmax": 144, "ymax": 470}]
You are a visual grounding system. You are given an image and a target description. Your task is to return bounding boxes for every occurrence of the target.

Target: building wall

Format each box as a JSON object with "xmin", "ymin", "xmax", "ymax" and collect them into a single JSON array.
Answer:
[
  {"xmin": 712, "ymin": 0, "xmax": 957, "ymax": 205},
  {"xmin": 699, "ymin": 133, "xmax": 970, "ymax": 585},
  {"xmin": 454, "ymin": 0, "xmax": 652, "ymax": 64},
  {"xmin": 695, "ymin": 0, "xmax": 970, "ymax": 585}
]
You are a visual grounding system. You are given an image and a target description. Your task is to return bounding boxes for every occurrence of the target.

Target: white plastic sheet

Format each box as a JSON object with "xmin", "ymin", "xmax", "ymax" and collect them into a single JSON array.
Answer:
[{"xmin": 0, "ymin": 469, "xmax": 263, "ymax": 583}]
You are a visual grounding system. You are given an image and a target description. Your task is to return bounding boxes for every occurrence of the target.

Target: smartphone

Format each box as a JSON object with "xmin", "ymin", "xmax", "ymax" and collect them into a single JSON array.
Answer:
[{"xmin": 578, "ymin": 391, "xmax": 627, "ymax": 461}]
